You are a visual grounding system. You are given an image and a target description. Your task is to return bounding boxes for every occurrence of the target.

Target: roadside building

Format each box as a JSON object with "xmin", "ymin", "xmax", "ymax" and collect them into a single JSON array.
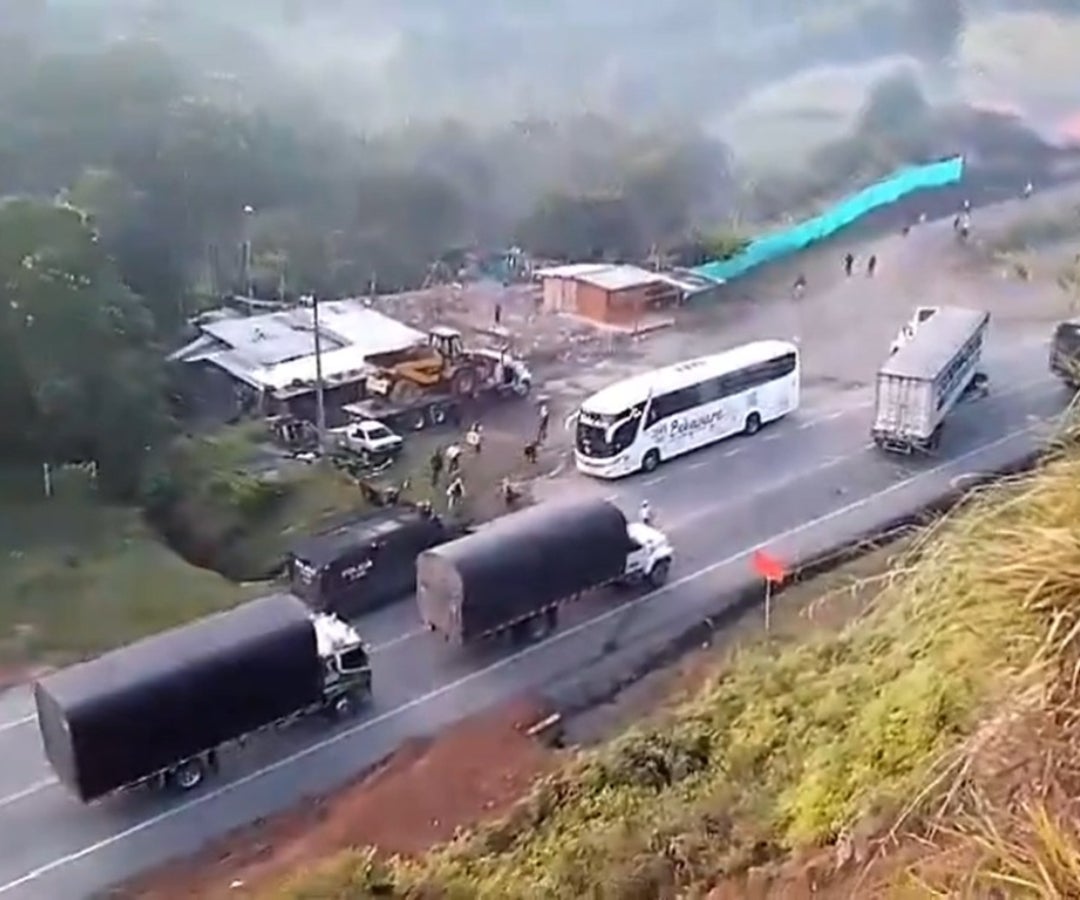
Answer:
[
  {"xmin": 534, "ymin": 263, "xmax": 718, "ymax": 328},
  {"xmin": 169, "ymin": 299, "xmax": 425, "ymax": 422}
]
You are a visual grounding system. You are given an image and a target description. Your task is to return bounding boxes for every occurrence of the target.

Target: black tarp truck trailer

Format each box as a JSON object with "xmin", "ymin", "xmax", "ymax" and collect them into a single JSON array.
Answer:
[
  {"xmin": 34, "ymin": 594, "xmax": 326, "ymax": 803},
  {"xmin": 416, "ymin": 496, "xmax": 635, "ymax": 645}
]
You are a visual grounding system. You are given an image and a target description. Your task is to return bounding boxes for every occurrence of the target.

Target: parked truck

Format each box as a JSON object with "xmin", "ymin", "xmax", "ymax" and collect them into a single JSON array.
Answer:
[
  {"xmin": 416, "ymin": 496, "xmax": 674, "ymax": 646},
  {"xmin": 872, "ymin": 306, "xmax": 990, "ymax": 454},
  {"xmin": 33, "ymin": 594, "xmax": 371, "ymax": 803}
]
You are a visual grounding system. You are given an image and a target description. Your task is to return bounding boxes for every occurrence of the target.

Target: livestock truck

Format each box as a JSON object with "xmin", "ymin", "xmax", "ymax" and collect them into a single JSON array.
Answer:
[
  {"xmin": 33, "ymin": 594, "xmax": 371, "ymax": 803},
  {"xmin": 872, "ymin": 305, "xmax": 990, "ymax": 454},
  {"xmin": 416, "ymin": 496, "xmax": 674, "ymax": 646}
]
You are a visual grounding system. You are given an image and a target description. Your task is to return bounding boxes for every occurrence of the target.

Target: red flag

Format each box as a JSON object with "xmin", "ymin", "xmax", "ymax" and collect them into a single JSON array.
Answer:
[{"xmin": 752, "ymin": 549, "xmax": 786, "ymax": 584}]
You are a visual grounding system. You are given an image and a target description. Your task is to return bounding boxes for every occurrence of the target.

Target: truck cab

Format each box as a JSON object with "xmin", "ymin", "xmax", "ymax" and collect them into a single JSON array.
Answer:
[
  {"xmin": 621, "ymin": 521, "xmax": 674, "ymax": 588},
  {"xmin": 310, "ymin": 612, "xmax": 372, "ymax": 717}
]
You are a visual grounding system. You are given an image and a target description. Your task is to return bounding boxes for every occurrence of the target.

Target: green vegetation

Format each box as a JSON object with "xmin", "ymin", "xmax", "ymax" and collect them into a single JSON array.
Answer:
[
  {"xmin": 275, "ymin": 420, "xmax": 1080, "ymax": 897},
  {"xmin": 144, "ymin": 424, "xmax": 372, "ymax": 581},
  {"xmin": 0, "ymin": 466, "xmax": 257, "ymax": 668}
]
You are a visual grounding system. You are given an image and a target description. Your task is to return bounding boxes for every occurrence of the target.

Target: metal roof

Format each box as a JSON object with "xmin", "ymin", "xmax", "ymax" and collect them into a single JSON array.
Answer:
[
  {"xmin": 879, "ymin": 307, "xmax": 990, "ymax": 381},
  {"xmin": 574, "ymin": 265, "xmax": 661, "ymax": 292},
  {"xmin": 534, "ymin": 263, "xmax": 611, "ymax": 279},
  {"xmin": 174, "ymin": 301, "xmax": 425, "ymax": 397}
]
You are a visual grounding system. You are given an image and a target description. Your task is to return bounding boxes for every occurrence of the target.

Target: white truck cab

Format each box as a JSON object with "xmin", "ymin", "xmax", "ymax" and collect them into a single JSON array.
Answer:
[
  {"xmin": 622, "ymin": 521, "xmax": 674, "ymax": 588},
  {"xmin": 310, "ymin": 612, "xmax": 372, "ymax": 716}
]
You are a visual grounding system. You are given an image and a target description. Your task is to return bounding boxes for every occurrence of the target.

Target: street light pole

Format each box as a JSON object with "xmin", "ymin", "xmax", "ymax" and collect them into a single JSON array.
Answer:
[
  {"xmin": 311, "ymin": 293, "xmax": 327, "ymax": 453},
  {"xmin": 241, "ymin": 204, "xmax": 254, "ymax": 298}
]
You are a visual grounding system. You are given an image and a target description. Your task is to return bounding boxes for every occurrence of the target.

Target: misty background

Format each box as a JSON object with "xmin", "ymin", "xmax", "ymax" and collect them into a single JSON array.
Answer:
[{"xmin": 0, "ymin": 0, "xmax": 1078, "ymax": 492}]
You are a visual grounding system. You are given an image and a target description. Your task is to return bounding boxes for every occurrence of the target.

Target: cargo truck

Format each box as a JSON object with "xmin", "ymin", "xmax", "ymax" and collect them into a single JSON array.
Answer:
[
  {"xmin": 872, "ymin": 306, "xmax": 990, "ymax": 454},
  {"xmin": 33, "ymin": 594, "xmax": 371, "ymax": 803},
  {"xmin": 416, "ymin": 496, "xmax": 674, "ymax": 646}
]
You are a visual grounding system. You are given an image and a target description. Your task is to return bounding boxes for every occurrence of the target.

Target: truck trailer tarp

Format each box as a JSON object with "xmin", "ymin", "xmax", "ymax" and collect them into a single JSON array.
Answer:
[
  {"xmin": 416, "ymin": 496, "xmax": 633, "ymax": 643},
  {"xmin": 34, "ymin": 594, "xmax": 322, "ymax": 802}
]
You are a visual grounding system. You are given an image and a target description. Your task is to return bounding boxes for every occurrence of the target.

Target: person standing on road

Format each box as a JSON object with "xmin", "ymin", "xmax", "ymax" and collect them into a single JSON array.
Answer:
[
  {"xmin": 843, "ymin": 252, "xmax": 854, "ymax": 276},
  {"xmin": 536, "ymin": 401, "xmax": 550, "ymax": 445},
  {"xmin": 429, "ymin": 447, "xmax": 444, "ymax": 487},
  {"xmin": 466, "ymin": 422, "xmax": 483, "ymax": 455},
  {"xmin": 867, "ymin": 254, "xmax": 878, "ymax": 277},
  {"xmin": 494, "ymin": 302, "xmax": 502, "ymax": 325},
  {"xmin": 792, "ymin": 272, "xmax": 807, "ymax": 299},
  {"xmin": 445, "ymin": 442, "xmax": 462, "ymax": 477},
  {"xmin": 640, "ymin": 499, "xmax": 653, "ymax": 526},
  {"xmin": 446, "ymin": 475, "xmax": 465, "ymax": 513}
]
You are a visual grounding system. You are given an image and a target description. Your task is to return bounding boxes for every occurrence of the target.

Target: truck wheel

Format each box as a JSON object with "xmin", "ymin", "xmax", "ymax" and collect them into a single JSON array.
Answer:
[
  {"xmin": 429, "ymin": 403, "xmax": 449, "ymax": 426},
  {"xmin": 744, "ymin": 412, "xmax": 762, "ymax": 435},
  {"xmin": 329, "ymin": 693, "xmax": 359, "ymax": 720},
  {"xmin": 170, "ymin": 758, "xmax": 206, "ymax": 792},
  {"xmin": 641, "ymin": 449, "xmax": 661, "ymax": 473},
  {"xmin": 647, "ymin": 559, "xmax": 671, "ymax": 588}
]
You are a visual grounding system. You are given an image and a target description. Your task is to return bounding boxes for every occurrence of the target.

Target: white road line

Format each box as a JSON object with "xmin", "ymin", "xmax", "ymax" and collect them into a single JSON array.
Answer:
[
  {"xmin": 687, "ymin": 460, "xmax": 710, "ymax": 470},
  {"xmin": 0, "ymin": 715, "xmax": 33, "ymax": 735},
  {"xmin": 369, "ymin": 629, "xmax": 424, "ymax": 653},
  {"xmin": 763, "ymin": 432, "xmax": 782, "ymax": 441},
  {"xmin": 0, "ymin": 422, "xmax": 1040, "ymax": 895},
  {"xmin": 722, "ymin": 448, "xmax": 740, "ymax": 458},
  {"xmin": 642, "ymin": 475, "xmax": 665, "ymax": 487},
  {"xmin": 0, "ymin": 779, "xmax": 57, "ymax": 812}
]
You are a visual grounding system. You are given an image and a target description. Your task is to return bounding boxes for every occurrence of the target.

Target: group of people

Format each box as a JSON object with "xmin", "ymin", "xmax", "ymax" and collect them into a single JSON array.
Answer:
[{"xmin": 425, "ymin": 399, "xmax": 553, "ymax": 515}]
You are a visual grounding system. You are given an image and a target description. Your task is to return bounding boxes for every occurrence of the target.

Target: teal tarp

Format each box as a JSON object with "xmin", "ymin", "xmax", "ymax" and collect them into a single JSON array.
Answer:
[{"xmin": 692, "ymin": 156, "xmax": 965, "ymax": 284}]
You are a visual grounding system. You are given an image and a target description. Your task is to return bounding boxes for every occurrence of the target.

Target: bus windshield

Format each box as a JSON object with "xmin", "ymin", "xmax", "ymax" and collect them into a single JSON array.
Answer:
[{"xmin": 576, "ymin": 404, "xmax": 644, "ymax": 458}]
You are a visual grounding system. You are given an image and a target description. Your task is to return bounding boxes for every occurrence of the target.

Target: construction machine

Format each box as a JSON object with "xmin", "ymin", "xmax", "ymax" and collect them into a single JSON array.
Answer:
[{"xmin": 364, "ymin": 326, "xmax": 529, "ymax": 405}]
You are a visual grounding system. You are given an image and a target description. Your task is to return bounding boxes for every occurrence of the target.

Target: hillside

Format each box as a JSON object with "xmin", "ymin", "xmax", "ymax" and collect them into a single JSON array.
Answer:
[{"xmin": 271, "ymin": 414, "xmax": 1080, "ymax": 896}]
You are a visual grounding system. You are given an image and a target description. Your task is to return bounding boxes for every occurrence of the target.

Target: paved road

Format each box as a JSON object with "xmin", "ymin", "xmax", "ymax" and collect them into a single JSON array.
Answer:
[{"xmin": 0, "ymin": 336, "xmax": 1070, "ymax": 899}]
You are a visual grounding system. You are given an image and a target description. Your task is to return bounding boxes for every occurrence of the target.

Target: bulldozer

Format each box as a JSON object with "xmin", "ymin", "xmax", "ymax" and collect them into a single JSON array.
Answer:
[{"xmin": 364, "ymin": 326, "xmax": 498, "ymax": 404}]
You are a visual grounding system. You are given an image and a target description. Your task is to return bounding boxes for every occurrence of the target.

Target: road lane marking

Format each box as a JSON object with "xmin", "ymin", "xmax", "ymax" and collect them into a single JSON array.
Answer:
[
  {"xmin": 0, "ymin": 421, "xmax": 1041, "ymax": 895},
  {"xmin": 0, "ymin": 715, "xmax": 33, "ymax": 734},
  {"xmin": 0, "ymin": 778, "xmax": 57, "ymax": 811},
  {"xmin": 369, "ymin": 629, "xmax": 424, "ymax": 653}
]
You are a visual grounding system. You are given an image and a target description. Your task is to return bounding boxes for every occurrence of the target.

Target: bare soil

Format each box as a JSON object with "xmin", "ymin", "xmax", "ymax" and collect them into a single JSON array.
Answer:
[{"xmin": 111, "ymin": 697, "xmax": 557, "ymax": 900}]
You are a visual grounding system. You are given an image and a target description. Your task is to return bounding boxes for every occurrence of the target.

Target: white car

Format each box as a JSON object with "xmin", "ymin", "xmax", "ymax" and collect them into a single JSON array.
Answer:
[{"xmin": 332, "ymin": 420, "xmax": 404, "ymax": 459}]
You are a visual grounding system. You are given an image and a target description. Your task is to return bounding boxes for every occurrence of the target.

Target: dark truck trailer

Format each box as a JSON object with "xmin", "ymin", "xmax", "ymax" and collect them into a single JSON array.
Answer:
[
  {"xmin": 289, "ymin": 505, "xmax": 455, "ymax": 618},
  {"xmin": 416, "ymin": 497, "xmax": 673, "ymax": 645},
  {"xmin": 34, "ymin": 594, "xmax": 370, "ymax": 803}
]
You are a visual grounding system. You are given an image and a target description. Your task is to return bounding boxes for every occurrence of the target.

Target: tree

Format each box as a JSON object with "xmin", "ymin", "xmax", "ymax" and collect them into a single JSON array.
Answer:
[{"xmin": 0, "ymin": 199, "xmax": 169, "ymax": 496}]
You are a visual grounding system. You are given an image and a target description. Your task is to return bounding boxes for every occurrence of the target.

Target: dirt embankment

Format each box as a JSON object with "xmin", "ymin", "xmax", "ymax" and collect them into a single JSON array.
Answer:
[{"xmin": 111, "ymin": 697, "xmax": 557, "ymax": 900}]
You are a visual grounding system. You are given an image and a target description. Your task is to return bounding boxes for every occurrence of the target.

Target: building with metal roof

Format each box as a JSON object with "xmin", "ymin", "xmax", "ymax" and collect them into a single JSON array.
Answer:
[{"xmin": 169, "ymin": 300, "xmax": 425, "ymax": 401}]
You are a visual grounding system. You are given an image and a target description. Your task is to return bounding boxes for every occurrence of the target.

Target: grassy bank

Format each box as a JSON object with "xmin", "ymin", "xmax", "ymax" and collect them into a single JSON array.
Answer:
[
  {"xmin": 146, "ymin": 423, "xmax": 374, "ymax": 581},
  {"xmin": 275, "ymin": 423, "xmax": 1080, "ymax": 897},
  {"xmin": 0, "ymin": 466, "xmax": 258, "ymax": 668}
]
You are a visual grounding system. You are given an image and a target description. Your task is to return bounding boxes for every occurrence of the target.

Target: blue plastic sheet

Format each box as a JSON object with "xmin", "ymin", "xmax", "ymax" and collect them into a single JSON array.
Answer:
[{"xmin": 692, "ymin": 156, "xmax": 965, "ymax": 284}]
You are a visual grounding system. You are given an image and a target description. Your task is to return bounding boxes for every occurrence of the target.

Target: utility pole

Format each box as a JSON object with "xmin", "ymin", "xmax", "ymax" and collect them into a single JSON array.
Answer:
[{"xmin": 310, "ymin": 293, "xmax": 327, "ymax": 453}]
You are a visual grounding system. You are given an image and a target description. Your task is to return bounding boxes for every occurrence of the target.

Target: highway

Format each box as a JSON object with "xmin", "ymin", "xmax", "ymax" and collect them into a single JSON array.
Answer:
[{"xmin": 0, "ymin": 336, "xmax": 1070, "ymax": 899}]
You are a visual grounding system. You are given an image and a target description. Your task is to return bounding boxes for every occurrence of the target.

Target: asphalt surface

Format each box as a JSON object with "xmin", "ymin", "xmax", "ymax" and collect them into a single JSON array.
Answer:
[{"xmin": 0, "ymin": 335, "xmax": 1071, "ymax": 899}]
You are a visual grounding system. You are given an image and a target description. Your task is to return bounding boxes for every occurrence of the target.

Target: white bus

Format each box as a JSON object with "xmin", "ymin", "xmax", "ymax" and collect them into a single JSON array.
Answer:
[{"xmin": 574, "ymin": 340, "xmax": 800, "ymax": 479}]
